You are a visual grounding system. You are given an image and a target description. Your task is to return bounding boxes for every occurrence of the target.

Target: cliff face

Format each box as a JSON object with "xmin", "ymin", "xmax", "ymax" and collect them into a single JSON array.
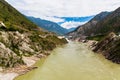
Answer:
[{"xmin": 93, "ymin": 32, "xmax": 120, "ymax": 63}]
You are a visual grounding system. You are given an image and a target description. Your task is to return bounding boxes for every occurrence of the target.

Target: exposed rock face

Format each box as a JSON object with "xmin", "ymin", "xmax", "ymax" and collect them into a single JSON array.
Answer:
[
  {"xmin": 0, "ymin": 21, "xmax": 6, "ymax": 28},
  {"xmin": 93, "ymin": 32, "xmax": 120, "ymax": 63},
  {"xmin": 0, "ymin": 42, "xmax": 23, "ymax": 67},
  {"xmin": 0, "ymin": 31, "xmax": 68, "ymax": 68}
]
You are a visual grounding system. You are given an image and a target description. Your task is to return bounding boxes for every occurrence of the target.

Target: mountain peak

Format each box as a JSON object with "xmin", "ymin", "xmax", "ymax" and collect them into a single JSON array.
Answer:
[
  {"xmin": 67, "ymin": 11, "xmax": 111, "ymax": 40},
  {"xmin": 68, "ymin": 7, "xmax": 120, "ymax": 41},
  {"xmin": 115, "ymin": 7, "xmax": 120, "ymax": 12}
]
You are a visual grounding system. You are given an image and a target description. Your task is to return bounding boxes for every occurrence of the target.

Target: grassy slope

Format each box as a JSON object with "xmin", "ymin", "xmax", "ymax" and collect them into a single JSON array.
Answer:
[
  {"xmin": 0, "ymin": 0, "xmax": 42, "ymax": 32},
  {"xmin": 0, "ymin": 0, "xmax": 68, "ymax": 67},
  {"xmin": 86, "ymin": 35, "xmax": 105, "ymax": 41}
]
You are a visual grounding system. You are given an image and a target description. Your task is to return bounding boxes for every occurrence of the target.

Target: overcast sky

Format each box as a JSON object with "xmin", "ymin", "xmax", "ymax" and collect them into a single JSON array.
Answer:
[{"xmin": 6, "ymin": 0, "xmax": 120, "ymax": 28}]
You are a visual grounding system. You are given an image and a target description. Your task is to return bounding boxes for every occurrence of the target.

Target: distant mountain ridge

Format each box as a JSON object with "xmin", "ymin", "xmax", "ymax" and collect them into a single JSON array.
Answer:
[
  {"xmin": 93, "ymin": 7, "xmax": 120, "ymax": 35},
  {"xmin": 68, "ymin": 11, "xmax": 111, "ymax": 40},
  {"xmin": 27, "ymin": 16, "xmax": 69, "ymax": 35},
  {"xmin": 27, "ymin": 16, "xmax": 94, "ymax": 35},
  {"xmin": 68, "ymin": 27, "xmax": 76, "ymax": 32}
]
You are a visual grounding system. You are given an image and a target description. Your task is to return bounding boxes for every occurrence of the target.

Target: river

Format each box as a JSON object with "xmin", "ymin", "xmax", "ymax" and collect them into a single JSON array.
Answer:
[{"xmin": 15, "ymin": 41, "xmax": 120, "ymax": 80}]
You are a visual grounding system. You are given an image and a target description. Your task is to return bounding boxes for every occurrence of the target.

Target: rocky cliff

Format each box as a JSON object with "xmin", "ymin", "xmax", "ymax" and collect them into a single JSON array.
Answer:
[{"xmin": 93, "ymin": 32, "xmax": 120, "ymax": 63}]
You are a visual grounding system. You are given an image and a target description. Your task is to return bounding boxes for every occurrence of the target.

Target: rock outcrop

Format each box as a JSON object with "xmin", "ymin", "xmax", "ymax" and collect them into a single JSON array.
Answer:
[
  {"xmin": 93, "ymin": 32, "xmax": 120, "ymax": 63},
  {"xmin": 0, "ymin": 30, "xmax": 67, "ymax": 68},
  {"xmin": 0, "ymin": 21, "xmax": 6, "ymax": 28}
]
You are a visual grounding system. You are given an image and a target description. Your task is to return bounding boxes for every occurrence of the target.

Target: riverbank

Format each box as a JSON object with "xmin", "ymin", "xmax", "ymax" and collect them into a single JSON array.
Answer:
[
  {"xmin": 0, "ymin": 54, "xmax": 47, "ymax": 80},
  {"xmin": 92, "ymin": 33, "xmax": 120, "ymax": 64},
  {"xmin": 0, "ymin": 40, "xmax": 101, "ymax": 80},
  {"xmin": 76, "ymin": 40, "xmax": 98, "ymax": 49}
]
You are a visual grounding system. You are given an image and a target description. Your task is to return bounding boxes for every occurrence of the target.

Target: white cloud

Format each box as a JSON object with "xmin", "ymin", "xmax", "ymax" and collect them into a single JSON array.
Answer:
[
  {"xmin": 6, "ymin": 0, "xmax": 120, "ymax": 17},
  {"xmin": 40, "ymin": 16, "xmax": 65, "ymax": 22},
  {"xmin": 5, "ymin": 0, "xmax": 120, "ymax": 28},
  {"xmin": 61, "ymin": 21, "xmax": 87, "ymax": 29}
]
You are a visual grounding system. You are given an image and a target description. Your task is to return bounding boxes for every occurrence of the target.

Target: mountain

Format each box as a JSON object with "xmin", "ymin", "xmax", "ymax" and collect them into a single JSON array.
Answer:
[
  {"xmin": 67, "ymin": 11, "xmax": 110, "ymax": 40},
  {"xmin": 0, "ymin": 0, "xmax": 67, "ymax": 68},
  {"xmin": 92, "ymin": 7, "xmax": 120, "ymax": 35},
  {"xmin": 68, "ymin": 7, "xmax": 120, "ymax": 41},
  {"xmin": 27, "ymin": 16, "xmax": 94, "ymax": 35},
  {"xmin": 27, "ymin": 16, "xmax": 69, "ymax": 35},
  {"xmin": 68, "ymin": 27, "xmax": 76, "ymax": 32}
]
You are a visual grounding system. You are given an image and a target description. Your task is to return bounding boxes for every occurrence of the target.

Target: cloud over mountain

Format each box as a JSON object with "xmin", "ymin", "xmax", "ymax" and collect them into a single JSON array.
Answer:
[
  {"xmin": 6, "ymin": 0, "xmax": 120, "ymax": 28},
  {"xmin": 61, "ymin": 21, "xmax": 87, "ymax": 29}
]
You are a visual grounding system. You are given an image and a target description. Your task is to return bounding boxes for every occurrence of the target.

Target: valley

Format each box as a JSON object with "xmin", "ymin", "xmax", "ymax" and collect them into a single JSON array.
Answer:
[{"xmin": 0, "ymin": 0, "xmax": 120, "ymax": 80}]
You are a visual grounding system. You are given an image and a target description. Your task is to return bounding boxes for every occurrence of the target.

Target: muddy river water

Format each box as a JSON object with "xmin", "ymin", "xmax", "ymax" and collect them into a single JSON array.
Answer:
[{"xmin": 15, "ymin": 41, "xmax": 120, "ymax": 80}]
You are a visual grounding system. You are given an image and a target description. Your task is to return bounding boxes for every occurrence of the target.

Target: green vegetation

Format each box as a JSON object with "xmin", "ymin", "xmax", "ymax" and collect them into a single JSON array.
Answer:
[
  {"xmin": 0, "ymin": 0, "xmax": 68, "ymax": 68},
  {"xmin": 46, "ymin": 35, "xmax": 68, "ymax": 45},
  {"xmin": 0, "ymin": 56, "xmax": 24, "ymax": 68},
  {"xmin": 0, "ymin": 0, "xmax": 41, "ymax": 33},
  {"xmin": 29, "ymin": 34, "xmax": 56, "ymax": 51},
  {"xmin": 86, "ymin": 35, "xmax": 105, "ymax": 41},
  {"xmin": 30, "ymin": 33, "xmax": 67, "ymax": 51}
]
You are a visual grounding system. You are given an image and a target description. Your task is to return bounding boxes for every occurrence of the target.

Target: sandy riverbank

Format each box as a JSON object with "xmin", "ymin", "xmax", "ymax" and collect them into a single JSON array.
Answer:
[
  {"xmin": 0, "ymin": 54, "xmax": 46, "ymax": 80},
  {"xmin": 0, "ymin": 72, "xmax": 18, "ymax": 80}
]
